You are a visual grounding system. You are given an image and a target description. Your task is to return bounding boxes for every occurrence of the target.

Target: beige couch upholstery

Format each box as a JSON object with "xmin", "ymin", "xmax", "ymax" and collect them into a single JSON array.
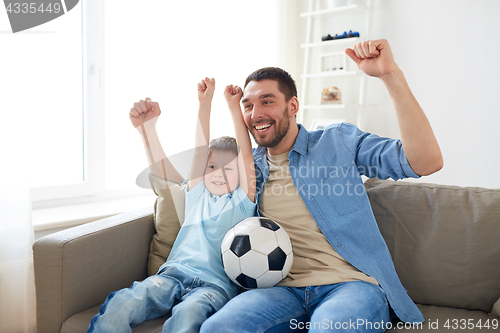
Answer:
[{"xmin": 33, "ymin": 179, "xmax": 500, "ymax": 332}]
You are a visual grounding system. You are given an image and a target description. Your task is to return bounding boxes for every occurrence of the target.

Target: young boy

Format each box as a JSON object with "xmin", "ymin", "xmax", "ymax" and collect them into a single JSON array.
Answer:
[{"xmin": 87, "ymin": 78, "xmax": 256, "ymax": 333}]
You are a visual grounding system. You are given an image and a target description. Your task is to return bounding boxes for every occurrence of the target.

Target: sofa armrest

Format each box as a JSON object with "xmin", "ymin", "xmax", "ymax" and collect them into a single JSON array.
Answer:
[{"xmin": 33, "ymin": 206, "xmax": 155, "ymax": 333}]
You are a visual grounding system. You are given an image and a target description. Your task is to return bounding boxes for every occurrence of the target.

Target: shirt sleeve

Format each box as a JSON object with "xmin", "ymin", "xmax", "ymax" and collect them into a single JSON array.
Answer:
[
  {"xmin": 184, "ymin": 180, "xmax": 206, "ymax": 212},
  {"xmin": 337, "ymin": 122, "xmax": 421, "ymax": 180},
  {"xmin": 231, "ymin": 186, "xmax": 258, "ymax": 216}
]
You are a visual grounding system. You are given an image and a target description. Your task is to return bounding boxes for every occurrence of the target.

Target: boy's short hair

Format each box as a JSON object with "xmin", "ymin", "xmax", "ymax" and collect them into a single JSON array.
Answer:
[
  {"xmin": 209, "ymin": 136, "xmax": 239, "ymax": 157},
  {"xmin": 244, "ymin": 67, "xmax": 297, "ymax": 102}
]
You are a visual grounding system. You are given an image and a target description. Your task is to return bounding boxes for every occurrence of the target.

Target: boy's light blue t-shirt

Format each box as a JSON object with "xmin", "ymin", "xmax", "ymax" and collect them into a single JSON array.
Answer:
[{"xmin": 161, "ymin": 181, "xmax": 256, "ymax": 298}]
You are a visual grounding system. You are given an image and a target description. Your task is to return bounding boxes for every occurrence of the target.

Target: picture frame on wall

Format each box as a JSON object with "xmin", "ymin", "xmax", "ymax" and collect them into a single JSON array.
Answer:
[{"xmin": 310, "ymin": 118, "xmax": 346, "ymax": 131}]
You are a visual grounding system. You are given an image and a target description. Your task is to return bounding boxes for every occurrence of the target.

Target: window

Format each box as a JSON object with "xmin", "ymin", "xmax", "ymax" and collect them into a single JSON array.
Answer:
[
  {"xmin": 1, "ymin": 1, "xmax": 91, "ymax": 204},
  {"xmin": 3, "ymin": 0, "xmax": 285, "ymax": 207}
]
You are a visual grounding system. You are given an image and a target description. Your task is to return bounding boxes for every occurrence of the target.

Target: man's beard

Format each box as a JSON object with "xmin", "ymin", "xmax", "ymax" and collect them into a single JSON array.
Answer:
[{"xmin": 249, "ymin": 107, "xmax": 290, "ymax": 148}]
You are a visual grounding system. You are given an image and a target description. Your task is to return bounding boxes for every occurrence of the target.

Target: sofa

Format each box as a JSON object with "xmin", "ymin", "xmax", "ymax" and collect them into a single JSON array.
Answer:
[{"xmin": 33, "ymin": 178, "xmax": 500, "ymax": 332}]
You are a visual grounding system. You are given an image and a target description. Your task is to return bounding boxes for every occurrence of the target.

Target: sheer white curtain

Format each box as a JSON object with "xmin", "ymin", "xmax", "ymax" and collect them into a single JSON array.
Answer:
[
  {"xmin": 0, "ymin": 173, "xmax": 35, "ymax": 333},
  {"xmin": 0, "ymin": 44, "xmax": 36, "ymax": 333}
]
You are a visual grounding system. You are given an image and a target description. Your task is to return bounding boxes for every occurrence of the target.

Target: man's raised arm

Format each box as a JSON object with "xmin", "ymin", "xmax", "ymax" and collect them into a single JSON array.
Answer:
[{"xmin": 345, "ymin": 39, "xmax": 443, "ymax": 176}]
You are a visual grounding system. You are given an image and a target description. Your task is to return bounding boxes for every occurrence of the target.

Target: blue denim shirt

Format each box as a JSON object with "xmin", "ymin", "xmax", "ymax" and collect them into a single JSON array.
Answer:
[{"xmin": 252, "ymin": 122, "xmax": 424, "ymax": 324}]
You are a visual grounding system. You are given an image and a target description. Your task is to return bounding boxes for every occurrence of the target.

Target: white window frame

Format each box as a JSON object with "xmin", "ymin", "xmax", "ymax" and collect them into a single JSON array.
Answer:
[{"xmin": 31, "ymin": 0, "xmax": 105, "ymax": 207}]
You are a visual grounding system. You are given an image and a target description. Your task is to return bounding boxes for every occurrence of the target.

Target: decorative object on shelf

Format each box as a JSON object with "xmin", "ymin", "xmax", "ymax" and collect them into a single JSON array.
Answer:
[
  {"xmin": 321, "ymin": 86, "xmax": 342, "ymax": 104},
  {"xmin": 347, "ymin": 30, "xmax": 360, "ymax": 38},
  {"xmin": 311, "ymin": 118, "xmax": 346, "ymax": 131},
  {"xmin": 322, "ymin": 34, "xmax": 335, "ymax": 41},
  {"xmin": 322, "ymin": 30, "xmax": 360, "ymax": 41},
  {"xmin": 321, "ymin": 52, "xmax": 346, "ymax": 72}
]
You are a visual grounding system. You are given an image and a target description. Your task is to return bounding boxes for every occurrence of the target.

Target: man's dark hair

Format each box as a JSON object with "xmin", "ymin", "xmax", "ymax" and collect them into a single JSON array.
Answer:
[
  {"xmin": 244, "ymin": 67, "xmax": 297, "ymax": 102},
  {"xmin": 209, "ymin": 136, "xmax": 239, "ymax": 157}
]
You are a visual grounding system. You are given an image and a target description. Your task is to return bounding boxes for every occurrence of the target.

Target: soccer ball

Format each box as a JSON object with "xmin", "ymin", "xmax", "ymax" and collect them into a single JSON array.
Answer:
[{"xmin": 221, "ymin": 217, "xmax": 293, "ymax": 289}]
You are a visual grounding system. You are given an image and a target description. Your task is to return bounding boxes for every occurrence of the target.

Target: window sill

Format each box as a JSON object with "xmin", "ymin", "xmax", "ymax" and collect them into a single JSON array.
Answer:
[{"xmin": 32, "ymin": 193, "xmax": 157, "ymax": 232}]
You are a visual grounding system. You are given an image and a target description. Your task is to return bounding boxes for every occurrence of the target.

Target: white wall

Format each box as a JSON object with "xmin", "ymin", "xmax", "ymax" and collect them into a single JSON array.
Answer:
[
  {"xmin": 294, "ymin": 0, "xmax": 500, "ymax": 189},
  {"xmin": 365, "ymin": 0, "xmax": 500, "ymax": 188}
]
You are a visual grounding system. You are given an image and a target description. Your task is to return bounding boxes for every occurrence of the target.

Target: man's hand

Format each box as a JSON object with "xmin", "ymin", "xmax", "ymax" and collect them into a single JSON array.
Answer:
[
  {"xmin": 129, "ymin": 97, "xmax": 161, "ymax": 128},
  {"xmin": 224, "ymin": 84, "xmax": 243, "ymax": 109},
  {"xmin": 198, "ymin": 77, "xmax": 215, "ymax": 104},
  {"xmin": 345, "ymin": 39, "xmax": 400, "ymax": 79}
]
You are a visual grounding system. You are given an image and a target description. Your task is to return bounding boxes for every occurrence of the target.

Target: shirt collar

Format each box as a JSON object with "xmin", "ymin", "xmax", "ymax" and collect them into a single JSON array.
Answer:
[
  {"xmin": 291, "ymin": 124, "xmax": 308, "ymax": 156},
  {"xmin": 208, "ymin": 190, "xmax": 233, "ymax": 200}
]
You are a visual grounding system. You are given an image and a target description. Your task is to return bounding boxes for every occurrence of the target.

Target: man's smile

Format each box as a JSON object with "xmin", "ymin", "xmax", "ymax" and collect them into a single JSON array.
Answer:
[
  {"xmin": 252, "ymin": 122, "xmax": 273, "ymax": 135},
  {"xmin": 255, "ymin": 123, "xmax": 271, "ymax": 131}
]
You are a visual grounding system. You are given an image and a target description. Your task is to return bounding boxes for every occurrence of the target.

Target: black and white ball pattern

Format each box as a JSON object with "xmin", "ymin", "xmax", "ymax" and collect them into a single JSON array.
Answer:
[{"xmin": 221, "ymin": 217, "xmax": 293, "ymax": 289}]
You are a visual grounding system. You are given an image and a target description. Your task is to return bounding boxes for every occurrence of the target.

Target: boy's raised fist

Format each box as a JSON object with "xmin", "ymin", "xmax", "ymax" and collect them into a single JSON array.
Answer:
[
  {"xmin": 129, "ymin": 97, "xmax": 162, "ymax": 128},
  {"xmin": 224, "ymin": 84, "xmax": 243, "ymax": 105},
  {"xmin": 198, "ymin": 77, "xmax": 215, "ymax": 103}
]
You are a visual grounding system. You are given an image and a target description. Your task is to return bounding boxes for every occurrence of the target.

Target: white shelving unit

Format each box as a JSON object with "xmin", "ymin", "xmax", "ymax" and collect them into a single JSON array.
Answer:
[
  {"xmin": 298, "ymin": 0, "xmax": 372, "ymax": 130},
  {"xmin": 302, "ymin": 71, "xmax": 357, "ymax": 79},
  {"xmin": 299, "ymin": 3, "xmax": 363, "ymax": 17},
  {"xmin": 301, "ymin": 37, "xmax": 361, "ymax": 48}
]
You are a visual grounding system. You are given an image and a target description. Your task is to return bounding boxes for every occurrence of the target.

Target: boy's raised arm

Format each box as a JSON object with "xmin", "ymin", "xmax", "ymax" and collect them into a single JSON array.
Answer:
[
  {"xmin": 129, "ymin": 97, "xmax": 184, "ymax": 184},
  {"xmin": 188, "ymin": 78, "xmax": 215, "ymax": 191},
  {"xmin": 224, "ymin": 85, "xmax": 256, "ymax": 203}
]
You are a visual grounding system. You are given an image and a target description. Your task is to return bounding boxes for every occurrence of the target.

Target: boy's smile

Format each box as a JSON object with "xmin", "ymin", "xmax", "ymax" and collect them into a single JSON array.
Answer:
[{"xmin": 204, "ymin": 151, "xmax": 239, "ymax": 196}]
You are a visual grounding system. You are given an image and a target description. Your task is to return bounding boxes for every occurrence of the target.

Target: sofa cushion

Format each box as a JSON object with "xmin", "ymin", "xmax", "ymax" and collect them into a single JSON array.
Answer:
[
  {"xmin": 63, "ymin": 304, "xmax": 497, "ymax": 333},
  {"xmin": 365, "ymin": 179, "xmax": 500, "ymax": 313},
  {"xmin": 147, "ymin": 173, "xmax": 186, "ymax": 276},
  {"xmin": 491, "ymin": 298, "xmax": 500, "ymax": 318},
  {"xmin": 387, "ymin": 304, "xmax": 498, "ymax": 332},
  {"xmin": 62, "ymin": 306, "xmax": 167, "ymax": 333}
]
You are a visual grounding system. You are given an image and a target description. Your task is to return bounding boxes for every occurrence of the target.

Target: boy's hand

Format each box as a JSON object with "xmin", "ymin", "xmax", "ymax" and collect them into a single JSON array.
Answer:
[
  {"xmin": 224, "ymin": 84, "xmax": 243, "ymax": 108},
  {"xmin": 129, "ymin": 97, "xmax": 161, "ymax": 128},
  {"xmin": 198, "ymin": 77, "xmax": 215, "ymax": 104}
]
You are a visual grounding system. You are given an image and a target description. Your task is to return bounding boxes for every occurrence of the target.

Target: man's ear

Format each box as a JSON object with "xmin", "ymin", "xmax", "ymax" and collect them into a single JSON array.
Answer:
[{"xmin": 288, "ymin": 96, "xmax": 299, "ymax": 117}]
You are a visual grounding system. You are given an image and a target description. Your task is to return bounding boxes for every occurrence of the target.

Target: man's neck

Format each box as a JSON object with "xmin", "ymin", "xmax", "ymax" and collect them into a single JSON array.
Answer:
[{"xmin": 267, "ymin": 123, "xmax": 300, "ymax": 156}]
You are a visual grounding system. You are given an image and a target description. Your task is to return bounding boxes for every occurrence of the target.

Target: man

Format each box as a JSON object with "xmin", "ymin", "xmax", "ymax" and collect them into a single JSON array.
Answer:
[{"xmin": 200, "ymin": 39, "xmax": 443, "ymax": 332}]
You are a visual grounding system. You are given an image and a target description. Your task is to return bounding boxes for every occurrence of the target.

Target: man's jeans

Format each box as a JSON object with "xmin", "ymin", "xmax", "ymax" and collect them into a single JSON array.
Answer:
[
  {"xmin": 200, "ymin": 281, "xmax": 390, "ymax": 333},
  {"xmin": 87, "ymin": 266, "xmax": 229, "ymax": 333}
]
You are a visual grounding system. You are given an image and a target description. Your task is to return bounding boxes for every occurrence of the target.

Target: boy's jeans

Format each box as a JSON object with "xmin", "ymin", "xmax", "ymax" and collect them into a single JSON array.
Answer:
[
  {"xmin": 87, "ymin": 266, "xmax": 229, "ymax": 333},
  {"xmin": 200, "ymin": 281, "xmax": 390, "ymax": 333}
]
